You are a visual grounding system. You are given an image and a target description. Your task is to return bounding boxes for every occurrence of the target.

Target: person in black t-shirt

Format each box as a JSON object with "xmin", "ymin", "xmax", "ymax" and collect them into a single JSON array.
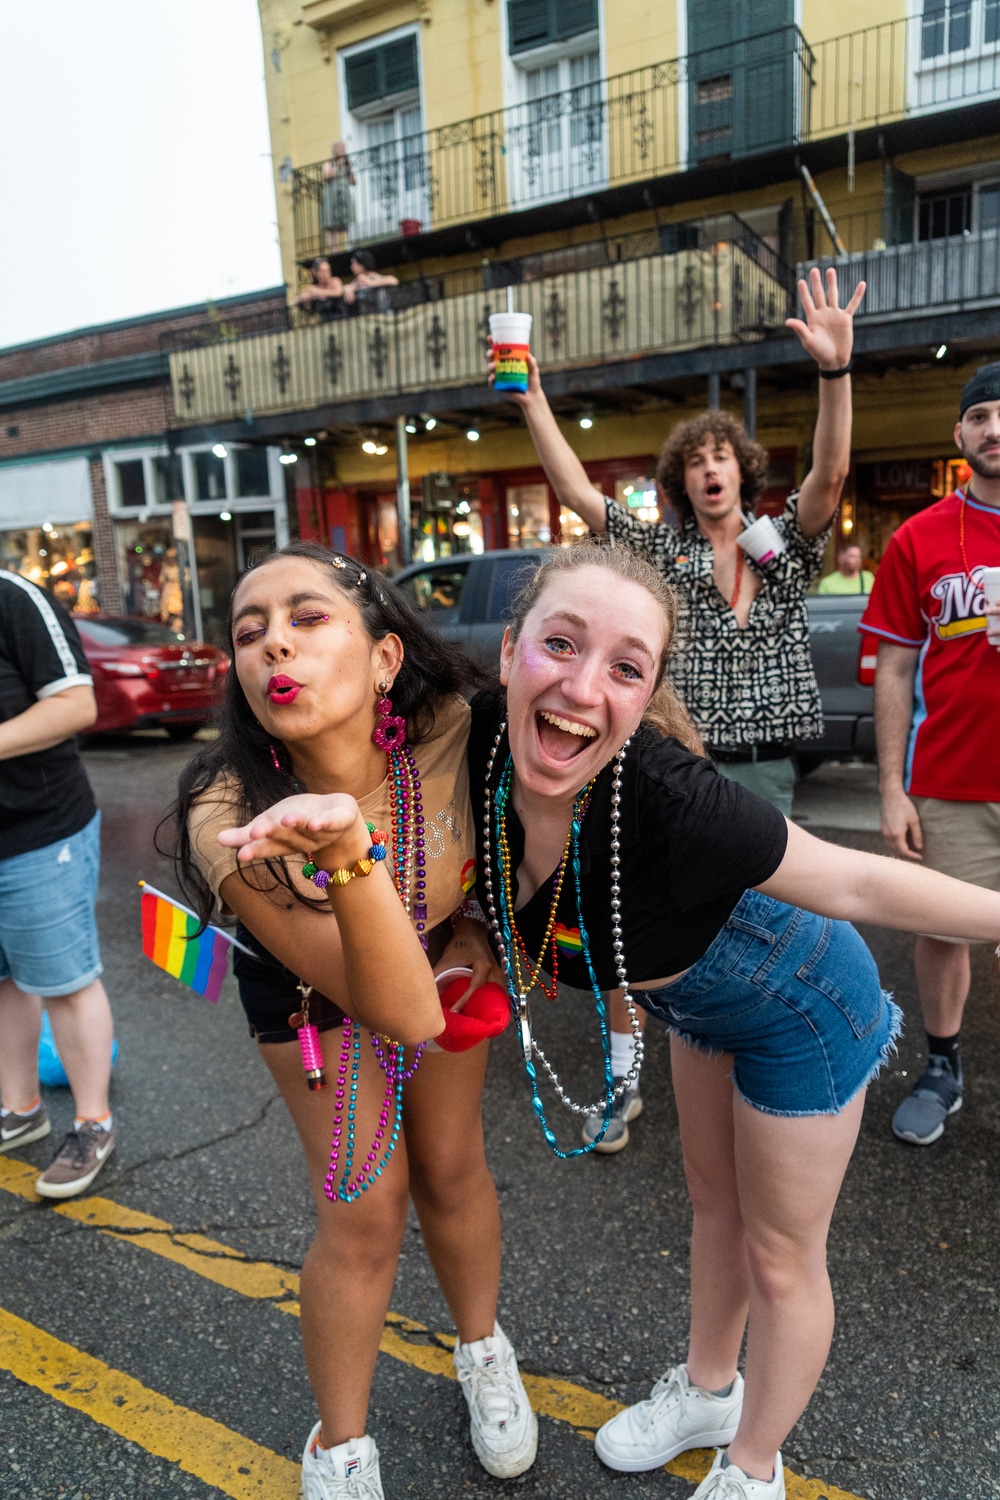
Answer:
[
  {"xmin": 471, "ymin": 543, "xmax": 1000, "ymax": 1500},
  {"xmin": 0, "ymin": 575, "xmax": 117, "ymax": 1199}
]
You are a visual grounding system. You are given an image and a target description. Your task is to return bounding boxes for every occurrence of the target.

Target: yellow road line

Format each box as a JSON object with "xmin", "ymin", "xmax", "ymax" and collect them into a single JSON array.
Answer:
[
  {"xmin": 0, "ymin": 1306, "xmax": 299, "ymax": 1500},
  {"xmin": 0, "ymin": 1156, "xmax": 862, "ymax": 1498}
]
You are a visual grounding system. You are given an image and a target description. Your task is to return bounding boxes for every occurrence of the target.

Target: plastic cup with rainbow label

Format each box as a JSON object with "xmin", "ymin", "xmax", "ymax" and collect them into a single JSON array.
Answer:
[{"xmin": 489, "ymin": 312, "xmax": 533, "ymax": 392}]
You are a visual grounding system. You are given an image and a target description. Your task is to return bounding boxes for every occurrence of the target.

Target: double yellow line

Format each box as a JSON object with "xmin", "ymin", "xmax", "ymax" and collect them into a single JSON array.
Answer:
[{"xmin": 0, "ymin": 1156, "xmax": 860, "ymax": 1500}]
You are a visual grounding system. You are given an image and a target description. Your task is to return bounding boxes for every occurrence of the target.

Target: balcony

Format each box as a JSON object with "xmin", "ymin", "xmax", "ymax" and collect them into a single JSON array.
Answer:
[
  {"xmin": 291, "ymin": 19, "xmax": 1000, "ymax": 261},
  {"xmin": 168, "ymin": 218, "xmax": 791, "ymax": 427},
  {"xmin": 801, "ymin": 224, "xmax": 1000, "ymax": 322}
]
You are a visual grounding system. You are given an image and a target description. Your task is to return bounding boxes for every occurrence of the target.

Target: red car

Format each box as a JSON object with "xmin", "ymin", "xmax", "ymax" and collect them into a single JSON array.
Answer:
[{"xmin": 74, "ymin": 616, "xmax": 229, "ymax": 737}]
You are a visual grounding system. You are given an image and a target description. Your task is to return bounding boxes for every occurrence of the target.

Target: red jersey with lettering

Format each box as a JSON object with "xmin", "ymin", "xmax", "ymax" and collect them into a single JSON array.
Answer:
[{"xmin": 860, "ymin": 490, "xmax": 1000, "ymax": 800}]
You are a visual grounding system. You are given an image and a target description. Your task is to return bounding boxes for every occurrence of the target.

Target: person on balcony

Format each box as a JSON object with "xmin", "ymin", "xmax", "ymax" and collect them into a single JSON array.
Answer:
[
  {"xmin": 341, "ymin": 250, "xmax": 399, "ymax": 314},
  {"xmin": 321, "ymin": 141, "xmax": 356, "ymax": 254},
  {"xmin": 296, "ymin": 259, "xmax": 347, "ymax": 321},
  {"xmin": 492, "ymin": 265, "xmax": 865, "ymax": 1154}
]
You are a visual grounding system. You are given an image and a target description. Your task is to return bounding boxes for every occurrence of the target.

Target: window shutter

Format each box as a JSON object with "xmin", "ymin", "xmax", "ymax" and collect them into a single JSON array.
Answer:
[
  {"xmin": 345, "ymin": 35, "xmax": 418, "ymax": 111},
  {"xmin": 554, "ymin": 0, "xmax": 598, "ymax": 40},
  {"xmin": 383, "ymin": 36, "xmax": 419, "ymax": 96},
  {"xmin": 508, "ymin": 0, "xmax": 552, "ymax": 52}
]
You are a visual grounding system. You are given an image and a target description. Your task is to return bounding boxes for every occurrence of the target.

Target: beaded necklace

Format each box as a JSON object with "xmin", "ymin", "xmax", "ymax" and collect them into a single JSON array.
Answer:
[
  {"xmin": 500, "ymin": 799, "xmax": 584, "ymax": 1003},
  {"xmin": 322, "ymin": 738, "xmax": 428, "ymax": 1203},
  {"xmin": 482, "ymin": 725, "xmax": 644, "ymax": 1157},
  {"xmin": 956, "ymin": 487, "xmax": 1000, "ymax": 591}
]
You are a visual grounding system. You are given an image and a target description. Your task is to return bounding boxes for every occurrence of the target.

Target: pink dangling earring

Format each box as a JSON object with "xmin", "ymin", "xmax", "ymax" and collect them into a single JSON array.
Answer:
[
  {"xmin": 372, "ymin": 679, "xmax": 406, "ymax": 752},
  {"xmin": 269, "ymin": 744, "xmax": 282, "ymax": 771}
]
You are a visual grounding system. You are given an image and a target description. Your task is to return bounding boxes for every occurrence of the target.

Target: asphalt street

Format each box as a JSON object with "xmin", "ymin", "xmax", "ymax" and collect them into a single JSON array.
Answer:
[{"xmin": 1, "ymin": 742, "xmax": 998, "ymax": 1500}]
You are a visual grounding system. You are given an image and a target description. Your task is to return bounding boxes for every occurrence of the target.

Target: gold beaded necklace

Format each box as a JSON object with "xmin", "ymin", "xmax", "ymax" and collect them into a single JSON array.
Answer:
[{"xmin": 496, "ymin": 781, "xmax": 595, "ymax": 1003}]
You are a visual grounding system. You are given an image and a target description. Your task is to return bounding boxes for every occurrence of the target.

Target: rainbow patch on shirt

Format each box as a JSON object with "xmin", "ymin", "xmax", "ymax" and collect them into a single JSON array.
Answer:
[
  {"xmin": 461, "ymin": 858, "xmax": 477, "ymax": 893},
  {"xmin": 554, "ymin": 923, "xmax": 583, "ymax": 955}
]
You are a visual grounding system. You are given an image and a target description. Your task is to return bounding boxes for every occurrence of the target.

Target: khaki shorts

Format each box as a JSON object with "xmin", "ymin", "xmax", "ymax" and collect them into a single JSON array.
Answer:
[{"xmin": 912, "ymin": 797, "xmax": 1000, "ymax": 943}]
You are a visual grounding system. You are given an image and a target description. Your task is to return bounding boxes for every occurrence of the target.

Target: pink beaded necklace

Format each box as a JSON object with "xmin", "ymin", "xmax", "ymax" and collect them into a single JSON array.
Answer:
[{"xmin": 322, "ymin": 739, "xmax": 428, "ymax": 1203}]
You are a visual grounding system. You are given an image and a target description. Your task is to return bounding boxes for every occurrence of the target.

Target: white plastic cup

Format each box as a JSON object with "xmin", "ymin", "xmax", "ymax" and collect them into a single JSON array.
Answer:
[
  {"xmin": 981, "ymin": 565, "xmax": 1000, "ymax": 642},
  {"xmin": 736, "ymin": 514, "xmax": 786, "ymax": 567},
  {"xmin": 489, "ymin": 312, "xmax": 533, "ymax": 392}
]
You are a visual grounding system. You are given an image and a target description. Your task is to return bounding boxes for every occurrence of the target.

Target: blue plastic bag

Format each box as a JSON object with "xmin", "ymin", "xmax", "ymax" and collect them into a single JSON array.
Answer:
[{"xmin": 38, "ymin": 1010, "xmax": 119, "ymax": 1088}]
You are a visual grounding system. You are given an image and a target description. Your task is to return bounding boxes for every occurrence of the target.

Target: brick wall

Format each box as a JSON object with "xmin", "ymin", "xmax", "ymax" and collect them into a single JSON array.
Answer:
[
  {"xmin": 0, "ymin": 290, "xmax": 288, "ymax": 384},
  {"xmin": 88, "ymin": 457, "xmax": 124, "ymax": 614},
  {"xmin": 0, "ymin": 384, "xmax": 172, "ymax": 462}
]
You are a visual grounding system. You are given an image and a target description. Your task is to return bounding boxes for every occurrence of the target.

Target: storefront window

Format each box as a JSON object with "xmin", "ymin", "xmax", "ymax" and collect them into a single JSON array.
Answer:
[
  {"xmin": 559, "ymin": 506, "xmax": 588, "ymax": 543},
  {"xmin": 616, "ymin": 476, "xmax": 660, "ymax": 521},
  {"xmin": 506, "ymin": 484, "xmax": 551, "ymax": 547},
  {"xmin": 0, "ymin": 523, "xmax": 98, "ymax": 612},
  {"xmin": 117, "ymin": 519, "xmax": 187, "ymax": 629},
  {"xmin": 416, "ymin": 476, "xmax": 485, "ymax": 561},
  {"xmin": 109, "ymin": 453, "xmax": 172, "ymax": 509}
]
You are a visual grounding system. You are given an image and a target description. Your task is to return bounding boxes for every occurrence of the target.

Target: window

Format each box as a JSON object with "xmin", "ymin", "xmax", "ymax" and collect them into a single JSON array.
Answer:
[
  {"xmin": 918, "ymin": 187, "xmax": 972, "ymax": 239},
  {"xmin": 193, "ymin": 451, "xmax": 227, "ymax": 501},
  {"xmin": 234, "ymin": 448, "xmax": 271, "ymax": 498},
  {"xmin": 921, "ymin": 0, "xmax": 972, "ymax": 57},
  {"xmin": 489, "ymin": 554, "xmax": 543, "ymax": 619},
  {"xmin": 106, "ymin": 450, "xmax": 173, "ymax": 512},
  {"xmin": 508, "ymin": 0, "xmax": 598, "ymax": 55},
  {"xmin": 341, "ymin": 29, "xmax": 427, "ymax": 239},
  {"xmin": 344, "ymin": 35, "xmax": 418, "ymax": 110}
]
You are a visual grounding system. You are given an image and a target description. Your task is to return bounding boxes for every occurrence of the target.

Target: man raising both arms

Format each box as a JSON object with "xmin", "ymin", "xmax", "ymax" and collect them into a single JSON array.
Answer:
[
  {"xmin": 861, "ymin": 362, "xmax": 1000, "ymax": 1146},
  {"xmin": 495, "ymin": 266, "xmax": 865, "ymax": 1150}
]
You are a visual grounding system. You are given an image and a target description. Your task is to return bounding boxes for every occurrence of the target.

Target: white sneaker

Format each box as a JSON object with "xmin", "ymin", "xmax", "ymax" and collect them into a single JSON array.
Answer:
[
  {"xmin": 453, "ymin": 1321, "xmax": 538, "ymax": 1477},
  {"xmin": 299, "ymin": 1424, "xmax": 384, "ymax": 1500},
  {"xmin": 691, "ymin": 1448, "xmax": 785, "ymax": 1499},
  {"xmin": 595, "ymin": 1363, "xmax": 744, "ymax": 1472}
]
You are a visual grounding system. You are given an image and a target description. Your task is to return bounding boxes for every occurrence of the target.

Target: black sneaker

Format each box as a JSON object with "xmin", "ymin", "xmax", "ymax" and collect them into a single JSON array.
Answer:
[
  {"xmin": 892, "ymin": 1056, "xmax": 963, "ymax": 1146},
  {"xmin": 0, "ymin": 1101, "xmax": 51, "ymax": 1152}
]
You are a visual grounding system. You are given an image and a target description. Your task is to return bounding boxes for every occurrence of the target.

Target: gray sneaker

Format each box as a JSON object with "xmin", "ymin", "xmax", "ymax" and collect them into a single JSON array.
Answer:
[
  {"xmin": 0, "ymin": 1101, "xmax": 50, "ymax": 1152},
  {"xmin": 581, "ymin": 1083, "xmax": 643, "ymax": 1154},
  {"xmin": 892, "ymin": 1056, "xmax": 963, "ymax": 1146},
  {"xmin": 36, "ymin": 1121, "xmax": 115, "ymax": 1199}
]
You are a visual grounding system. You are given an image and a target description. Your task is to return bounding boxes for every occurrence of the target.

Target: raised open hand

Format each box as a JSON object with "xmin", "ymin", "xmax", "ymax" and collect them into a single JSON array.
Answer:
[
  {"xmin": 218, "ymin": 792, "xmax": 362, "ymax": 864},
  {"xmin": 785, "ymin": 266, "xmax": 866, "ymax": 371}
]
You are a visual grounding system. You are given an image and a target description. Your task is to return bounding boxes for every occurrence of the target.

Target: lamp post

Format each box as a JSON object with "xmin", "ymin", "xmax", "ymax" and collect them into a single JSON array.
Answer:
[{"xmin": 395, "ymin": 414, "xmax": 412, "ymax": 567}]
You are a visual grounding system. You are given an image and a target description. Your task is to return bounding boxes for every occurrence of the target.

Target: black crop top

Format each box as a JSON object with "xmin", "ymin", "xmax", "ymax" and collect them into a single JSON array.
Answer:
[{"xmin": 469, "ymin": 692, "xmax": 789, "ymax": 989}]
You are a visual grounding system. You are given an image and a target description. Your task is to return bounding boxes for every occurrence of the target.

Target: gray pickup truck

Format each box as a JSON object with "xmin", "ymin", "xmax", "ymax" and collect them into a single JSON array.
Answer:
[{"xmin": 393, "ymin": 551, "xmax": 874, "ymax": 768}]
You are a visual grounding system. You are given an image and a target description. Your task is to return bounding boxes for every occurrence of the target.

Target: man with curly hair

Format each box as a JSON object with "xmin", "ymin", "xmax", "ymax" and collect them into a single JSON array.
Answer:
[{"xmin": 495, "ymin": 265, "xmax": 865, "ymax": 1150}]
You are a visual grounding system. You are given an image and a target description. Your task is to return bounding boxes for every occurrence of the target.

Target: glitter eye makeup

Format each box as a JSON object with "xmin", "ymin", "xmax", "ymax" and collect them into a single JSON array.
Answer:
[{"xmin": 290, "ymin": 613, "xmax": 330, "ymax": 628}]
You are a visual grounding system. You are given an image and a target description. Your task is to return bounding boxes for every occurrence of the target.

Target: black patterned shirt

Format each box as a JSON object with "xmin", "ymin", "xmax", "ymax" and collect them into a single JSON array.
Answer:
[{"xmin": 604, "ymin": 493, "xmax": 831, "ymax": 751}]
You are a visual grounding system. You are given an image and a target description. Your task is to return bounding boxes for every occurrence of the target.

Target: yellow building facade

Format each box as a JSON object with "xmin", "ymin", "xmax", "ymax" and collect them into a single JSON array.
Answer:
[{"xmin": 169, "ymin": 0, "xmax": 1000, "ymax": 569}]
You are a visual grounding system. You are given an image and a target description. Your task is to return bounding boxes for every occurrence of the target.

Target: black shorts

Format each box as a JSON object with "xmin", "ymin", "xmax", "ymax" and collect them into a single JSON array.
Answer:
[{"xmin": 232, "ymin": 922, "xmax": 346, "ymax": 1045}]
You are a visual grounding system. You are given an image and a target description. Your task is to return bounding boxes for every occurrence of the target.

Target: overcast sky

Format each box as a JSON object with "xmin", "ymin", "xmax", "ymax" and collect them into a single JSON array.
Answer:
[{"xmin": 0, "ymin": 0, "xmax": 282, "ymax": 349}]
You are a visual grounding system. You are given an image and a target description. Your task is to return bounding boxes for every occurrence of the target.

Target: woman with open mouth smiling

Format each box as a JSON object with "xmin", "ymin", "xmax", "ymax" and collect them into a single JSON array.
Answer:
[
  {"xmin": 167, "ymin": 542, "xmax": 538, "ymax": 1500},
  {"xmin": 457, "ymin": 543, "xmax": 1000, "ymax": 1498}
]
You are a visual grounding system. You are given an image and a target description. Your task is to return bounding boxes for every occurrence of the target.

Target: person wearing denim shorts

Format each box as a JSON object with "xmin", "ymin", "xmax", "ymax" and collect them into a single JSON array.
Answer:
[
  {"xmin": 470, "ymin": 545, "xmax": 1000, "ymax": 1500},
  {"xmin": 0, "ymin": 572, "xmax": 117, "ymax": 1198}
]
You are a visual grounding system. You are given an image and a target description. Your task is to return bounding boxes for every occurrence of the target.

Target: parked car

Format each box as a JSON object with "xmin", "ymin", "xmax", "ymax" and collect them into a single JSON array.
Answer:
[
  {"xmin": 74, "ymin": 616, "xmax": 229, "ymax": 737},
  {"xmin": 393, "ymin": 550, "xmax": 875, "ymax": 767}
]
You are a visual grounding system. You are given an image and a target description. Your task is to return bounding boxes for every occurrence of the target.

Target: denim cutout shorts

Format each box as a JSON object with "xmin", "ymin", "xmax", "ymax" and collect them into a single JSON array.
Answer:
[
  {"xmin": 0, "ymin": 812, "xmax": 103, "ymax": 998},
  {"xmin": 638, "ymin": 889, "xmax": 902, "ymax": 1117}
]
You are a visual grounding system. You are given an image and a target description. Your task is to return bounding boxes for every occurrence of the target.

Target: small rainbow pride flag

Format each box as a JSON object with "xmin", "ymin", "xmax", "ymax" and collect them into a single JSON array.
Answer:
[{"xmin": 139, "ymin": 882, "xmax": 254, "ymax": 1003}]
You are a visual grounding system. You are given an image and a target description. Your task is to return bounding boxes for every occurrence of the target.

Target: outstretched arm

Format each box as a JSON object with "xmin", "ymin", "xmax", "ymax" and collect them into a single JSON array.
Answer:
[
  {"xmin": 757, "ymin": 820, "xmax": 1000, "ymax": 943},
  {"xmin": 489, "ymin": 348, "xmax": 607, "ymax": 533},
  {"xmin": 787, "ymin": 267, "xmax": 866, "ymax": 540},
  {"xmin": 219, "ymin": 793, "xmax": 444, "ymax": 1044}
]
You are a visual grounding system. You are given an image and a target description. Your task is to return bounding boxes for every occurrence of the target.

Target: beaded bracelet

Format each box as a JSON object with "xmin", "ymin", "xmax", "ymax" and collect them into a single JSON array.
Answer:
[{"xmin": 303, "ymin": 824, "xmax": 388, "ymax": 891}]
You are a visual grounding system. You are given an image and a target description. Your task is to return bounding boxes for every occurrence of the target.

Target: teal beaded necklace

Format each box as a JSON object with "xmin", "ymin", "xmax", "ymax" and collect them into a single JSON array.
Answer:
[{"xmin": 485, "ymin": 738, "xmax": 639, "ymax": 1158}]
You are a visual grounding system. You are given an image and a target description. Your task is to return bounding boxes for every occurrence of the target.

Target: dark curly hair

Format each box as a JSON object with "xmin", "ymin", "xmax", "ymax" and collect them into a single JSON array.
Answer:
[
  {"xmin": 655, "ymin": 410, "xmax": 770, "ymax": 521},
  {"xmin": 158, "ymin": 541, "xmax": 488, "ymax": 928}
]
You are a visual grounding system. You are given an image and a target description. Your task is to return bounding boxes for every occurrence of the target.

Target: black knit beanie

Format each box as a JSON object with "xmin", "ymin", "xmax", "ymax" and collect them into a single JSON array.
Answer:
[{"xmin": 959, "ymin": 361, "xmax": 1000, "ymax": 416}]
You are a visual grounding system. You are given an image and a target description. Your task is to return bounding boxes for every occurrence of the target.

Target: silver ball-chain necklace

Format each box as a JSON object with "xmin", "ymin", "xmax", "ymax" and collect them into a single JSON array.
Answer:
[{"xmin": 482, "ymin": 722, "xmax": 645, "ymax": 1116}]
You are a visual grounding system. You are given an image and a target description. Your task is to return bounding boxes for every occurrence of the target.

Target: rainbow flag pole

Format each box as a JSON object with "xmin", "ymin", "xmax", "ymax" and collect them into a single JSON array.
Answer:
[{"xmin": 139, "ymin": 881, "xmax": 256, "ymax": 1003}]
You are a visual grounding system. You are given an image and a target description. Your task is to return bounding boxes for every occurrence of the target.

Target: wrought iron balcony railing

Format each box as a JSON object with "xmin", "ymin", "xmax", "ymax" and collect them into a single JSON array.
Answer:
[
  {"xmin": 291, "ymin": 17, "xmax": 1000, "ymax": 260},
  {"xmin": 169, "ymin": 217, "xmax": 792, "ymax": 426},
  {"xmin": 800, "ymin": 224, "xmax": 1000, "ymax": 320}
]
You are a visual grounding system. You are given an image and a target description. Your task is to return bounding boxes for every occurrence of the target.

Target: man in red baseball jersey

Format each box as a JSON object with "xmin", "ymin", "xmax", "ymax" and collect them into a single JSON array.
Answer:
[{"xmin": 861, "ymin": 360, "xmax": 1000, "ymax": 1144}]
